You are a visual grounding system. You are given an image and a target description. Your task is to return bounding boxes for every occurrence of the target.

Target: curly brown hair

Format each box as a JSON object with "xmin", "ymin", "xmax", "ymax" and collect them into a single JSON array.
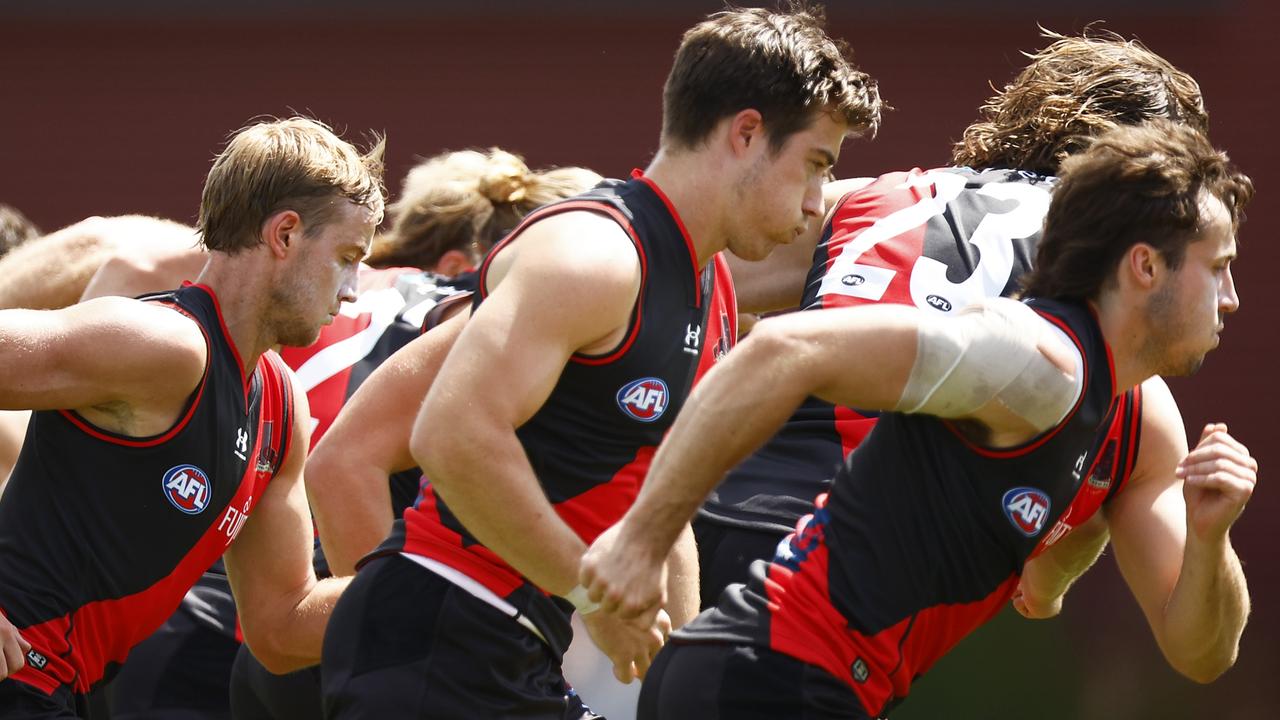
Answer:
[
  {"xmin": 1021, "ymin": 120, "xmax": 1252, "ymax": 302},
  {"xmin": 952, "ymin": 30, "xmax": 1207, "ymax": 176}
]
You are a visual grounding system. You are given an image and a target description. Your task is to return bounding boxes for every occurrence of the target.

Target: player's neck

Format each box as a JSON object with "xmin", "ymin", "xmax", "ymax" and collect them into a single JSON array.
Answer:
[
  {"xmin": 643, "ymin": 150, "xmax": 731, "ymax": 269},
  {"xmin": 194, "ymin": 255, "xmax": 273, "ymax": 376},
  {"xmin": 1090, "ymin": 294, "xmax": 1157, "ymax": 395}
]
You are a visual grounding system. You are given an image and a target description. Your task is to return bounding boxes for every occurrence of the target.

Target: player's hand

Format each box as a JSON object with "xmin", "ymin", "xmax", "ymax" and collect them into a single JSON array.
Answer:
[
  {"xmin": 580, "ymin": 606, "xmax": 671, "ymax": 683},
  {"xmin": 1177, "ymin": 423, "xmax": 1257, "ymax": 542},
  {"xmin": 579, "ymin": 522, "xmax": 668, "ymax": 626},
  {"xmin": 0, "ymin": 614, "xmax": 32, "ymax": 680},
  {"xmin": 1010, "ymin": 581, "xmax": 1063, "ymax": 620}
]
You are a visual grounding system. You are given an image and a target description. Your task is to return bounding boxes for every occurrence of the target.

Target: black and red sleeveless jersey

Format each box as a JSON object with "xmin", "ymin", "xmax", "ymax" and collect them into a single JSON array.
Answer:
[
  {"xmin": 702, "ymin": 167, "xmax": 1061, "ymax": 533},
  {"xmin": 0, "ymin": 283, "xmax": 293, "ymax": 696},
  {"xmin": 179, "ymin": 268, "xmax": 474, "ymax": 643},
  {"xmin": 370, "ymin": 173, "xmax": 737, "ymax": 658},
  {"xmin": 675, "ymin": 298, "xmax": 1142, "ymax": 717}
]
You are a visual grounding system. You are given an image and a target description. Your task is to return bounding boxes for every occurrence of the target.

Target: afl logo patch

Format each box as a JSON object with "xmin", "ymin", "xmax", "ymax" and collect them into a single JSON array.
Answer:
[
  {"xmin": 925, "ymin": 294, "xmax": 952, "ymax": 312},
  {"xmin": 617, "ymin": 377, "xmax": 669, "ymax": 423},
  {"xmin": 162, "ymin": 464, "xmax": 213, "ymax": 515},
  {"xmin": 1002, "ymin": 487, "xmax": 1050, "ymax": 537},
  {"xmin": 841, "ymin": 274, "xmax": 866, "ymax": 287}
]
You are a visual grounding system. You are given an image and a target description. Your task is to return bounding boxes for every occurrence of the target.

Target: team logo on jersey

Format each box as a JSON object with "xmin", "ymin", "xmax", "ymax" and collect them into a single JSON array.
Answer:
[
  {"xmin": 162, "ymin": 464, "xmax": 213, "ymax": 515},
  {"xmin": 1002, "ymin": 487, "xmax": 1050, "ymax": 537},
  {"xmin": 925, "ymin": 294, "xmax": 952, "ymax": 312},
  {"xmin": 616, "ymin": 377, "xmax": 669, "ymax": 423}
]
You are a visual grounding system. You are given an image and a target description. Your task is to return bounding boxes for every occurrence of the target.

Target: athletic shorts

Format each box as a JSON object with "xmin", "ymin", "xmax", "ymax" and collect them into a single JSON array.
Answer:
[
  {"xmin": 0, "ymin": 680, "xmax": 108, "ymax": 720},
  {"xmin": 638, "ymin": 641, "xmax": 872, "ymax": 720},
  {"xmin": 105, "ymin": 602, "xmax": 237, "ymax": 720},
  {"xmin": 229, "ymin": 644, "xmax": 322, "ymax": 720},
  {"xmin": 320, "ymin": 553, "xmax": 600, "ymax": 719},
  {"xmin": 691, "ymin": 518, "xmax": 787, "ymax": 611}
]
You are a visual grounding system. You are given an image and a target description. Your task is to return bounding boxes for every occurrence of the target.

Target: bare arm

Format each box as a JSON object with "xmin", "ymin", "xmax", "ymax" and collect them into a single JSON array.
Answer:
[
  {"xmin": 307, "ymin": 310, "xmax": 468, "ymax": 577},
  {"xmin": 225, "ymin": 374, "xmax": 349, "ymax": 673},
  {"xmin": 580, "ymin": 305, "xmax": 919, "ymax": 618},
  {"xmin": 1106, "ymin": 377, "xmax": 1254, "ymax": 683},
  {"xmin": 412, "ymin": 213, "xmax": 670, "ymax": 680},
  {"xmin": 665, "ymin": 524, "xmax": 699, "ymax": 628},
  {"xmin": 0, "ymin": 297, "xmax": 206, "ymax": 433},
  {"xmin": 410, "ymin": 212, "xmax": 641, "ymax": 595}
]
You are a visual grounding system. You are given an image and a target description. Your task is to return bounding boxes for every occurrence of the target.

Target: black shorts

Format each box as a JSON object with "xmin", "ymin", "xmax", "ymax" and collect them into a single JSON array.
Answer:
[
  {"xmin": 637, "ymin": 641, "xmax": 871, "ymax": 720},
  {"xmin": 691, "ymin": 518, "xmax": 787, "ymax": 611},
  {"xmin": 0, "ymin": 680, "xmax": 108, "ymax": 720},
  {"xmin": 320, "ymin": 553, "xmax": 599, "ymax": 720},
  {"xmin": 105, "ymin": 601, "xmax": 238, "ymax": 720},
  {"xmin": 229, "ymin": 644, "xmax": 322, "ymax": 720}
]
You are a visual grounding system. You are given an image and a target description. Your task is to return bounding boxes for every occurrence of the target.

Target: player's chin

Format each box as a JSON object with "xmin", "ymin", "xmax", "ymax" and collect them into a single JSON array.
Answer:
[{"xmin": 278, "ymin": 324, "xmax": 326, "ymax": 349}]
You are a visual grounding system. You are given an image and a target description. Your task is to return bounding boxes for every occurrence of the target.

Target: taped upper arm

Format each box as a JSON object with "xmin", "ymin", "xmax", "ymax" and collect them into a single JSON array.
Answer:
[{"xmin": 896, "ymin": 298, "xmax": 1082, "ymax": 433}]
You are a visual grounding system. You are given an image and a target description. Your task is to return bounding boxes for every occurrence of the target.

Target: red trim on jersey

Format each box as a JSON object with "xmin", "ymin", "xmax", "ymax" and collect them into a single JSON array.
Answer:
[
  {"xmin": 10, "ymin": 423, "xmax": 272, "ymax": 693},
  {"xmin": 943, "ymin": 308, "xmax": 1092, "ymax": 459},
  {"xmin": 631, "ymin": 170, "xmax": 703, "ymax": 304},
  {"xmin": 473, "ymin": 198, "xmax": 650, "ymax": 368},
  {"xmin": 1110, "ymin": 385, "xmax": 1144, "ymax": 501},
  {"xmin": 765, "ymin": 544, "xmax": 1017, "ymax": 713},
  {"xmin": 192, "ymin": 283, "xmax": 252, "ymax": 399},
  {"xmin": 56, "ymin": 303, "xmax": 211, "ymax": 449},
  {"xmin": 818, "ymin": 171, "xmax": 928, "ymax": 312},
  {"xmin": 400, "ymin": 487, "xmax": 526, "ymax": 597},
  {"xmin": 403, "ymin": 445, "xmax": 657, "ymax": 601},
  {"xmin": 554, "ymin": 445, "xmax": 654, "ymax": 544}
]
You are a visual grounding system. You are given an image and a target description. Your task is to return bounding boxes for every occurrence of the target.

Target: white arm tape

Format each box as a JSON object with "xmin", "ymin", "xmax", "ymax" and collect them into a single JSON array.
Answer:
[
  {"xmin": 894, "ymin": 298, "xmax": 1082, "ymax": 432},
  {"xmin": 564, "ymin": 584, "xmax": 601, "ymax": 615}
]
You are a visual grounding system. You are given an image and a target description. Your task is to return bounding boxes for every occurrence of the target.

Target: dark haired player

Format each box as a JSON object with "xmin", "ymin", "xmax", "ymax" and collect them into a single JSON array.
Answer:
[
  {"xmin": 582, "ymin": 121, "xmax": 1255, "ymax": 718},
  {"xmin": 319, "ymin": 5, "xmax": 883, "ymax": 717}
]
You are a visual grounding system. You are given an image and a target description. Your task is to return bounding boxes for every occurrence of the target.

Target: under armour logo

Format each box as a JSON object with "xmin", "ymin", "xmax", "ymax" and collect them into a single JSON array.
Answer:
[
  {"xmin": 235, "ymin": 428, "xmax": 249, "ymax": 461},
  {"xmin": 683, "ymin": 323, "xmax": 701, "ymax": 355}
]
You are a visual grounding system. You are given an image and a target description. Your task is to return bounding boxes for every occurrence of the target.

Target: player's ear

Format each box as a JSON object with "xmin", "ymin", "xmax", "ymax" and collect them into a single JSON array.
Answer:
[
  {"xmin": 262, "ymin": 210, "xmax": 302, "ymax": 259},
  {"xmin": 1126, "ymin": 243, "xmax": 1159, "ymax": 290},
  {"xmin": 727, "ymin": 109, "xmax": 765, "ymax": 158}
]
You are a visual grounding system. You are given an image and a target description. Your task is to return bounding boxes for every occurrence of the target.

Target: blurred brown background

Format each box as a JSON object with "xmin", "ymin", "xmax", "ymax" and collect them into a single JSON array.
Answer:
[{"xmin": 2, "ymin": 1, "xmax": 1275, "ymax": 717}]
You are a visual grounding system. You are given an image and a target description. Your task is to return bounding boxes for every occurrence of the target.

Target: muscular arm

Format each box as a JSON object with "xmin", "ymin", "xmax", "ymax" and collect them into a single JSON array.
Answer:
[
  {"xmin": 307, "ymin": 310, "xmax": 467, "ymax": 577},
  {"xmin": 664, "ymin": 524, "xmax": 700, "ymax": 628},
  {"xmin": 410, "ymin": 211, "xmax": 642, "ymax": 597},
  {"xmin": 581, "ymin": 305, "xmax": 917, "ymax": 616},
  {"xmin": 1105, "ymin": 377, "xmax": 1254, "ymax": 683},
  {"xmin": 0, "ymin": 297, "xmax": 206, "ymax": 433},
  {"xmin": 225, "ymin": 374, "xmax": 349, "ymax": 673},
  {"xmin": 582, "ymin": 300, "xmax": 1077, "ymax": 618}
]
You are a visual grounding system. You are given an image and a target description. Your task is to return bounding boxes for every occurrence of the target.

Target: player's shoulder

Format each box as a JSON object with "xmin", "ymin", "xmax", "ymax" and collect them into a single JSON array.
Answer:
[
  {"xmin": 76, "ymin": 294, "xmax": 205, "ymax": 346},
  {"xmin": 489, "ymin": 210, "xmax": 640, "ymax": 293}
]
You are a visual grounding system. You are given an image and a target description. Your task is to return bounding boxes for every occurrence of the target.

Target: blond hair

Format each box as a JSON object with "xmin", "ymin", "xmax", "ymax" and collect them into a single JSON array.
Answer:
[
  {"xmin": 367, "ymin": 148, "xmax": 601, "ymax": 269},
  {"xmin": 198, "ymin": 117, "xmax": 386, "ymax": 254}
]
